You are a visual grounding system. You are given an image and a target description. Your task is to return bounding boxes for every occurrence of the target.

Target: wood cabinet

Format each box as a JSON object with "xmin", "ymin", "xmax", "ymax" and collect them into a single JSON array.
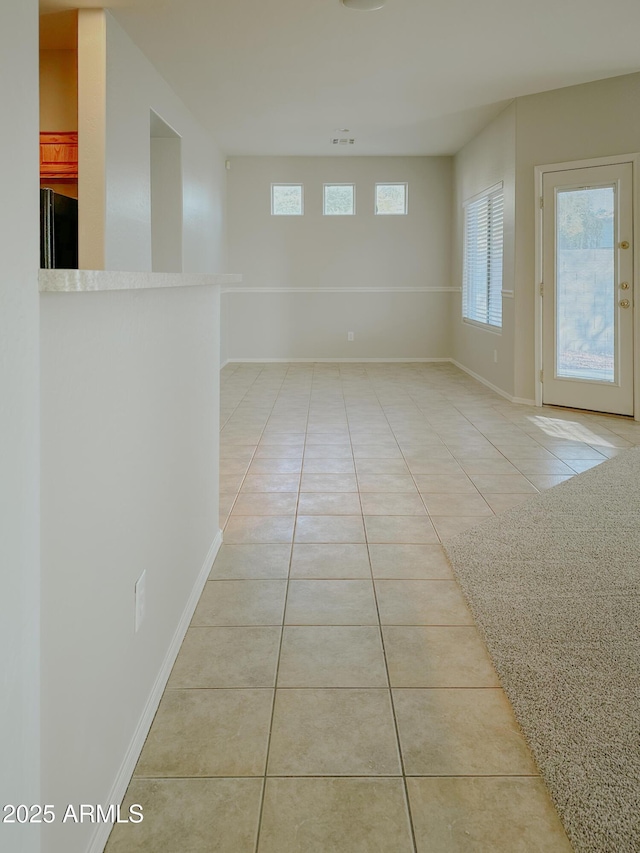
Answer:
[{"xmin": 40, "ymin": 131, "xmax": 78, "ymax": 182}]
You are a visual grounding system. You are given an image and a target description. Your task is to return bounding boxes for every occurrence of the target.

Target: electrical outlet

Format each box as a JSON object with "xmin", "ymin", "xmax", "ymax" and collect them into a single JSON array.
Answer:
[
  {"xmin": 493, "ymin": 349, "xmax": 498, "ymax": 363},
  {"xmin": 348, "ymin": 331, "xmax": 354, "ymax": 341},
  {"xmin": 134, "ymin": 570, "xmax": 146, "ymax": 633}
]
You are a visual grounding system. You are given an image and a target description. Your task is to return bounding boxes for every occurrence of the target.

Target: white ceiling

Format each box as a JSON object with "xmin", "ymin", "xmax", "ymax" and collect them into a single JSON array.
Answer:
[{"xmin": 40, "ymin": 0, "xmax": 640, "ymax": 156}]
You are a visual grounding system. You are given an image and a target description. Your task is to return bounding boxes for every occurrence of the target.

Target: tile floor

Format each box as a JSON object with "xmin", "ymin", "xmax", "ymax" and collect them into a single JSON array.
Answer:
[{"xmin": 106, "ymin": 362, "xmax": 640, "ymax": 852}]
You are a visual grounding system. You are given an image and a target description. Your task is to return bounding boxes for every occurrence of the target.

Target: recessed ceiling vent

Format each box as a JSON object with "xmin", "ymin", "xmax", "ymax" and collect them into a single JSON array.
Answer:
[
  {"xmin": 332, "ymin": 138, "xmax": 355, "ymax": 145},
  {"xmin": 341, "ymin": 0, "xmax": 386, "ymax": 10}
]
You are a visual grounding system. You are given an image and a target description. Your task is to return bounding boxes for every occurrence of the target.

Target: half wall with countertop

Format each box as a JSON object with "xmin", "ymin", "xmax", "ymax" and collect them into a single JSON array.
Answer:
[
  {"xmin": 39, "ymin": 269, "xmax": 238, "ymax": 853},
  {"xmin": 37, "ymin": 9, "xmax": 234, "ymax": 853}
]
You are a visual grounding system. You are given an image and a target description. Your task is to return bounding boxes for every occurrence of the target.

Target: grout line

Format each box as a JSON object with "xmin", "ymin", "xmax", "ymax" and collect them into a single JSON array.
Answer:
[
  {"xmin": 133, "ymin": 771, "xmax": 541, "ymax": 780},
  {"xmin": 216, "ymin": 363, "xmax": 640, "ymax": 852},
  {"xmin": 358, "ymin": 365, "xmax": 449, "ymax": 545},
  {"xmin": 112, "ymin": 365, "xmax": 640, "ymax": 851},
  {"xmin": 219, "ymin": 363, "xmax": 266, "ymax": 430},
  {"xmin": 188, "ymin": 620, "xmax": 478, "ymax": 627},
  {"xmin": 218, "ymin": 365, "xmax": 299, "ymax": 853},
  {"xmin": 346, "ymin": 364, "xmax": 419, "ymax": 853},
  {"xmin": 164, "ymin": 685, "xmax": 506, "ymax": 691},
  {"xmin": 219, "ymin": 364, "xmax": 267, "ymax": 526},
  {"xmin": 253, "ymin": 363, "xmax": 314, "ymax": 853},
  {"xmin": 220, "ymin": 366, "xmax": 295, "ymax": 528}
]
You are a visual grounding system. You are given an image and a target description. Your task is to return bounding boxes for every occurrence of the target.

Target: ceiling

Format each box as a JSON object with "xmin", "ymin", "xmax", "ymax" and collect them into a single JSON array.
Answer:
[{"xmin": 39, "ymin": 0, "xmax": 640, "ymax": 156}]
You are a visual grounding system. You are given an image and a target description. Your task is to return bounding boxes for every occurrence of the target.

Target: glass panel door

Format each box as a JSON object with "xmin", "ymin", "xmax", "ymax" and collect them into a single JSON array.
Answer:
[
  {"xmin": 542, "ymin": 162, "xmax": 634, "ymax": 416},
  {"xmin": 555, "ymin": 185, "xmax": 616, "ymax": 383}
]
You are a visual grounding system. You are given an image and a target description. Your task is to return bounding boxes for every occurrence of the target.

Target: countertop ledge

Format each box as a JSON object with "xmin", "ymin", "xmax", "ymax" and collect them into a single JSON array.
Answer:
[{"xmin": 39, "ymin": 269, "xmax": 242, "ymax": 293}]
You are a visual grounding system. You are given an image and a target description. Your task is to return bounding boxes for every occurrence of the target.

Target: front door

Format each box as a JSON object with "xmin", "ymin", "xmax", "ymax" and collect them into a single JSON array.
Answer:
[{"xmin": 541, "ymin": 162, "xmax": 634, "ymax": 415}]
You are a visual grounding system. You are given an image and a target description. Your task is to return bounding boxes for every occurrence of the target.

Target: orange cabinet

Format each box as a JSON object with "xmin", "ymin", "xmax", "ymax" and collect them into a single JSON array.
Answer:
[{"xmin": 40, "ymin": 131, "xmax": 78, "ymax": 182}]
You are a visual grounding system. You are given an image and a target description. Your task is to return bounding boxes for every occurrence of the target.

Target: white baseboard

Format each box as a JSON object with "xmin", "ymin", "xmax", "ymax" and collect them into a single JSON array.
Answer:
[
  {"xmin": 219, "ymin": 358, "xmax": 538, "ymax": 407},
  {"xmin": 449, "ymin": 358, "xmax": 535, "ymax": 405},
  {"xmin": 223, "ymin": 357, "xmax": 451, "ymax": 364},
  {"xmin": 87, "ymin": 529, "xmax": 223, "ymax": 853}
]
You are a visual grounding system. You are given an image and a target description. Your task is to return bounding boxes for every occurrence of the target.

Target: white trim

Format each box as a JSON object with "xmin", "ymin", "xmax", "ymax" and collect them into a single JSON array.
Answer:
[
  {"xmin": 462, "ymin": 318, "xmax": 502, "ymax": 336},
  {"xmin": 534, "ymin": 153, "xmax": 640, "ymax": 419},
  {"xmin": 634, "ymin": 162, "xmax": 640, "ymax": 423},
  {"xmin": 224, "ymin": 357, "xmax": 451, "ymax": 364},
  {"xmin": 535, "ymin": 153, "xmax": 639, "ymax": 174},
  {"xmin": 221, "ymin": 286, "xmax": 460, "ymax": 294},
  {"xmin": 534, "ymin": 164, "xmax": 544, "ymax": 408},
  {"xmin": 451, "ymin": 358, "xmax": 517, "ymax": 403},
  {"xmin": 220, "ymin": 357, "xmax": 538, "ymax": 405},
  {"xmin": 86, "ymin": 530, "xmax": 223, "ymax": 853}
]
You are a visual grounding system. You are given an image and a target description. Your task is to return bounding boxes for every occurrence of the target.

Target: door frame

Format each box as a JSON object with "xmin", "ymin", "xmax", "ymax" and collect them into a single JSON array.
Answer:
[{"xmin": 534, "ymin": 153, "xmax": 640, "ymax": 420}]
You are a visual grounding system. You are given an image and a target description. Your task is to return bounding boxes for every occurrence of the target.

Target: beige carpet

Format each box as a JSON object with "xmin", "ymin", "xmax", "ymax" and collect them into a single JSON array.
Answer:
[{"xmin": 445, "ymin": 448, "xmax": 640, "ymax": 853}]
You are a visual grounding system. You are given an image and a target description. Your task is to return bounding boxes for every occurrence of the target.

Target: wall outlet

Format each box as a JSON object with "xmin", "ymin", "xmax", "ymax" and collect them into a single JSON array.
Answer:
[
  {"xmin": 347, "ymin": 331, "xmax": 354, "ymax": 341},
  {"xmin": 493, "ymin": 349, "xmax": 498, "ymax": 363},
  {"xmin": 134, "ymin": 570, "xmax": 146, "ymax": 633}
]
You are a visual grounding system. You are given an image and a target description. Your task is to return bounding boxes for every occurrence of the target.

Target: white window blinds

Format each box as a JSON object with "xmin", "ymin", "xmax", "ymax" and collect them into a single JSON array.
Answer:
[{"xmin": 463, "ymin": 184, "xmax": 504, "ymax": 328}]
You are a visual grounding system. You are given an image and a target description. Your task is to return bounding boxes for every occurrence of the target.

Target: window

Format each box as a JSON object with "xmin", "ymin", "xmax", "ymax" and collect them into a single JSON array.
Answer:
[
  {"xmin": 323, "ymin": 183, "xmax": 355, "ymax": 215},
  {"xmin": 463, "ymin": 183, "xmax": 504, "ymax": 328},
  {"xmin": 271, "ymin": 184, "xmax": 303, "ymax": 215},
  {"xmin": 375, "ymin": 183, "xmax": 407, "ymax": 215}
]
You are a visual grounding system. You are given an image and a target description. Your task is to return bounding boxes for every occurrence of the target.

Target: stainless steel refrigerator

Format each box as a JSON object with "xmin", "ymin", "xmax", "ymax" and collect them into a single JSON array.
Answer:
[{"xmin": 40, "ymin": 188, "xmax": 78, "ymax": 269}]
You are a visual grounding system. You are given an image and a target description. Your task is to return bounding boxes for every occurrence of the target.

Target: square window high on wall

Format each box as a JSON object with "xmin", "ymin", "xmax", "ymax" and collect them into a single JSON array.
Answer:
[
  {"xmin": 463, "ymin": 183, "xmax": 504, "ymax": 329},
  {"xmin": 271, "ymin": 184, "xmax": 304, "ymax": 215},
  {"xmin": 323, "ymin": 184, "xmax": 355, "ymax": 215},
  {"xmin": 375, "ymin": 183, "xmax": 408, "ymax": 215}
]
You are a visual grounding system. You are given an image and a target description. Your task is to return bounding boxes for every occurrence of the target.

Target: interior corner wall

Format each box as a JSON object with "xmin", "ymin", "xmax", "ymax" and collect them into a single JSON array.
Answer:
[
  {"xmin": 78, "ymin": 9, "xmax": 107, "ymax": 270},
  {"xmin": 151, "ymin": 135, "xmax": 183, "ymax": 272},
  {"xmin": 451, "ymin": 102, "xmax": 516, "ymax": 398},
  {"xmin": 39, "ymin": 49, "xmax": 78, "ymax": 131},
  {"xmin": 224, "ymin": 156, "xmax": 452, "ymax": 360},
  {"xmin": 104, "ymin": 12, "xmax": 226, "ymax": 273},
  {"xmin": 513, "ymin": 71, "xmax": 640, "ymax": 401},
  {"xmin": 0, "ymin": 1, "xmax": 41, "ymax": 851}
]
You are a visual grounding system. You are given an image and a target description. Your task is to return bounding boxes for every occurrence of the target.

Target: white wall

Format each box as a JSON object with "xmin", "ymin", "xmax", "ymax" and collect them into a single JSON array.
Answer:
[
  {"xmin": 40, "ymin": 280, "xmax": 221, "ymax": 853},
  {"xmin": 222, "ymin": 289, "xmax": 452, "ymax": 361},
  {"xmin": 513, "ymin": 72, "xmax": 640, "ymax": 400},
  {"xmin": 78, "ymin": 9, "xmax": 106, "ymax": 270},
  {"xmin": 228, "ymin": 157, "xmax": 451, "ymax": 290},
  {"xmin": 105, "ymin": 12, "xmax": 226, "ymax": 273},
  {"xmin": 224, "ymin": 156, "xmax": 452, "ymax": 361},
  {"xmin": 0, "ymin": 2, "xmax": 41, "ymax": 852},
  {"xmin": 151, "ymin": 135, "xmax": 183, "ymax": 273},
  {"xmin": 452, "ymin": 103, "xmax": 516, "ymax": 397}
]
